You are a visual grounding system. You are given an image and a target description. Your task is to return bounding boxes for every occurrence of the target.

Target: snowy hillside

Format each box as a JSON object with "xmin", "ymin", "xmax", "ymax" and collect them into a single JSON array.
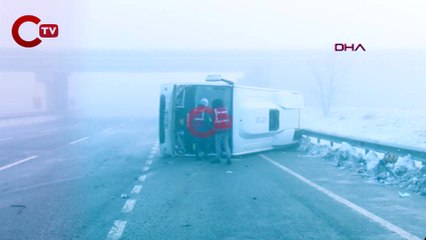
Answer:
[{"xmin": 302, "ymin": 107, "xmax": 426, "ymax": 149}]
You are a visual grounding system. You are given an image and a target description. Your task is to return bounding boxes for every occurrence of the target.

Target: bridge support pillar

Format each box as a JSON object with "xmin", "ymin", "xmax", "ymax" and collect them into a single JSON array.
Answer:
[{"xmin": 35, "ymin": 72, "xmax": 70, "ymax": 115}]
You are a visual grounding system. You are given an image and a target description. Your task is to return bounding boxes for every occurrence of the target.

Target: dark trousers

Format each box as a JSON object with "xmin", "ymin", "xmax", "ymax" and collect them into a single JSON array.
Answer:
[{"xmin": 195, "ymin": 137, "xmax": 210, "ymax": 160}]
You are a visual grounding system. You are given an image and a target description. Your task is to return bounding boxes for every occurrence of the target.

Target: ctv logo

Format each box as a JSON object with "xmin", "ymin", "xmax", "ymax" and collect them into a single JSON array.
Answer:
[
  {"xmin": 12, "ymin": 15, "xmax": 59, "ymax": 48},
  {"xmin": 334, "ymin": 43, "xmax": 366, "ymax": 52}
]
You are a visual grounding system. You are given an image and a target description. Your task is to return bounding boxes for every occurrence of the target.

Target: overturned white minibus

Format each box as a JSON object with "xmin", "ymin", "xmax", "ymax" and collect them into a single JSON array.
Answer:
[{"xmin": 159, "ymin": 76, "xmax": 304, "ymax": 157}]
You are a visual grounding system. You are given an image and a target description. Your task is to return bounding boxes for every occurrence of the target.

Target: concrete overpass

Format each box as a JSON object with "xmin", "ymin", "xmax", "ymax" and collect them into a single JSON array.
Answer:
[{"xmin": 0, "ymin": 49, "xmax": 306, "ymax": 115}]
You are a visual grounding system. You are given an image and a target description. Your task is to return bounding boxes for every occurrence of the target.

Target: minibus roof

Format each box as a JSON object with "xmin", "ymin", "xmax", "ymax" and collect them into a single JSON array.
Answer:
[{"xmin": 163, "ymin": 82, "xmax": 300, "ymax": 95}]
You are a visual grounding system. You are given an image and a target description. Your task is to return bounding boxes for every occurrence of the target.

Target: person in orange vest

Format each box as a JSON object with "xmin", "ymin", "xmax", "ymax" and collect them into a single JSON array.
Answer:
[
  {"xmin": 187, "ymin": 98, "xmax": 213, "ymax": 161},
  {"xmin": 212, "ymin": 98, "xmax": 232, "ymax": 164}
]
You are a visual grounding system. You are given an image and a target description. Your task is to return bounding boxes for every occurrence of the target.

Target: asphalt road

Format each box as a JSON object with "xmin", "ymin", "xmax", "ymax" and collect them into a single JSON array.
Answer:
[{"xmin": 0, "ymin": 118, "xmax": 425, "ymax": 240}]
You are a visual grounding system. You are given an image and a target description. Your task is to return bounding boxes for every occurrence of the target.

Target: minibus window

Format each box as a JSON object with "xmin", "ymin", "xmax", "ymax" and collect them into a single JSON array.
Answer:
[
  {"xmin": 175, "ymin": 86, "xmax": 186, "ymax": 107},
  {"xmin": 269, "ymin": 109, "xmax": 280, "ymax": 131}
]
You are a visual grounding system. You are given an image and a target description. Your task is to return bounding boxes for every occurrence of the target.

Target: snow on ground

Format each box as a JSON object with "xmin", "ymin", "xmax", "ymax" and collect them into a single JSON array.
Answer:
[
  {"xmin": 302, "ymin": 107, "xmax": 426, "ymax": 149},
  {"xmin": 300, "ymin": 107, "xmax": 426, "ymax": 196},
  {"xmin": 0, "ymin": 115, "xmax": 59, "ymax": 128},
  {"xmin": 299, "ymin": 137, "xmax": 426, "ymax": 196}
]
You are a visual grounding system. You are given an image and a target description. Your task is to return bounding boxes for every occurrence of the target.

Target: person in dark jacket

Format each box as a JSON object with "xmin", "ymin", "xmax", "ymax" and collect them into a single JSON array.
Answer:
[{"xmin": 212, "ymin": 99, "xmax": 232, "ymax": 164}]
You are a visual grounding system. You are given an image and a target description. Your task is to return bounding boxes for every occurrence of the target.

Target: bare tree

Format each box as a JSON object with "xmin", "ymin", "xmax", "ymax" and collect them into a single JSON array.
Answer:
[{"xmin": 311, "ymin": 58, "xmax": 347, "ymax": 116}]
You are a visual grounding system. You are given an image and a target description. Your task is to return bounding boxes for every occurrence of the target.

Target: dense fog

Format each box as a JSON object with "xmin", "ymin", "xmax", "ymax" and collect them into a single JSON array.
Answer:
[{"xmin": 1, "ymin": 0, "xmax": 425, "ymax": 118}]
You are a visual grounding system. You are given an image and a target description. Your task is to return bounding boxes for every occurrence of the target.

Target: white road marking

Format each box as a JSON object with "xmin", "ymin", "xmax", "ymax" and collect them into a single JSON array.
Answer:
[
  {"xmin": 105, "ymin": 142, "xmax": 158, "ymax": 239},
  {"xmin": 106, "ymin": 220, "xmax": 127, "ymax": 240},
  {"xmin": 260, "ymin": 154, "xmax": 421, "ymax": 240},
  {"xmin": 0, "ymin": 176, "xmax": 84, "ymax": 195},
  {"xmin": 69, "ymin": 137, "xmax": 89, "ymax": 145},
  {"xmin": 138, "ymin": 175, "xmax": 147, "ymax": 182},
  {"xmin": 0, "ymin": 155, "xmax": 39, "ymax": 172},
  {"xmin": 122, "ymin": 199, "xmax": 136, "ymax": 213},
  {"xmin": 0, "ymin": 137, "xmax": 13, "ymax": 142},
  {"xmin": 101, "ymin": 128, "xmax": 113, "ymax": 133},
  {"xmin": 42, "ymin": 128, "xmax": 57, "ymax": 133},
  {"xmin": 131, "ymin": 185, "xmax": 143, "ymax": 194}
]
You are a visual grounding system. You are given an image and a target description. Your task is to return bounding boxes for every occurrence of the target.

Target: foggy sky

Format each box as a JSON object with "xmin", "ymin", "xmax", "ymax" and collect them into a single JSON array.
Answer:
[
  {"xmin": 0, "ymin": 0, "xmax": 425, "ymax": 50},
  {"xmin": 0, "ymin": 1, "xmax": 425, "ymax": 117}
]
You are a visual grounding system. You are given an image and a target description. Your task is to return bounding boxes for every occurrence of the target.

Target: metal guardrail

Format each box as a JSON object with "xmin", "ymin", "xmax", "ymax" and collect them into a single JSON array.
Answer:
[{"xmin": 295, "ymin": 129, "xmax": 426, "ymax": 163}]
